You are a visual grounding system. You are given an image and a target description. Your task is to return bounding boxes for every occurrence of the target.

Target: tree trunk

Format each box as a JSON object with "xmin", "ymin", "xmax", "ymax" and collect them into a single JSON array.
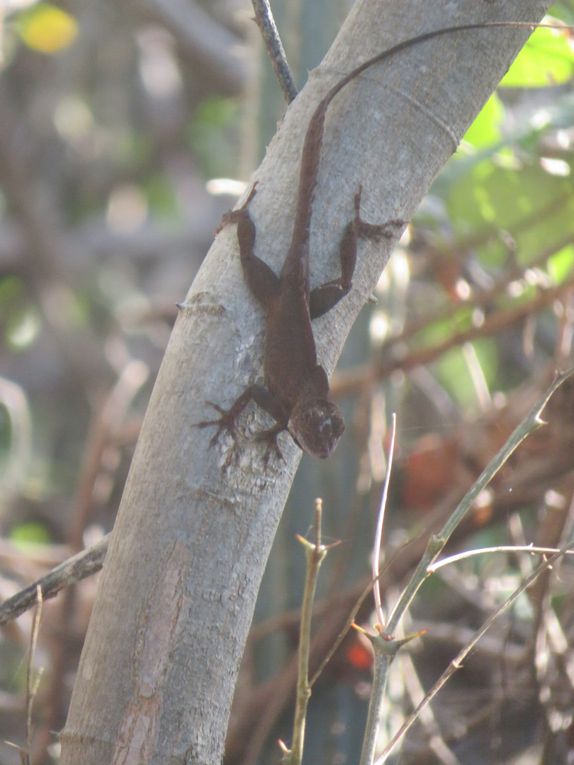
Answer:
[{"xmin": 60, "ymin": 1, "xmax": 552, "ymax": 763}]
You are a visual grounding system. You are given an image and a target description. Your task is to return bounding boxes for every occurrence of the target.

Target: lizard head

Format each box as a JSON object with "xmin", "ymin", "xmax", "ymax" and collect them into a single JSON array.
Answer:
[{"xmin": 288, "ymin": 398, "xmax": 345, "ymax": 459}]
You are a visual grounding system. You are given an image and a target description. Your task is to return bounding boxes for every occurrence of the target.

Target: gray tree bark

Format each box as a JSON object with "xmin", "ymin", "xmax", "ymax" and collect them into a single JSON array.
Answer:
[{"xmin": 60, "ymin": 1, "xmax": 552, "ymax": 763}]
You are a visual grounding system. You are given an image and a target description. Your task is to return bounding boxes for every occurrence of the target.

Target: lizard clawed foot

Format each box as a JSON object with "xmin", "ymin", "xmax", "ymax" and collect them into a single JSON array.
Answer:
[
  {"xmin": 354, "ymin": 185, "xmax": 405, "ymax": 241},
  {"xmin": 215, "ymin": 182, "xmax": 258, "ymax": 234},
  {"xmin": 357, "ymin": 216, "xmax": 405, "ymax": 242},
  {"xmin": 255, "ymin": 427, "xmax": 285, "ymax": 465},
  {"xmin": 195, "ymin": 401, "xmax": 240, "ymax": 448}
]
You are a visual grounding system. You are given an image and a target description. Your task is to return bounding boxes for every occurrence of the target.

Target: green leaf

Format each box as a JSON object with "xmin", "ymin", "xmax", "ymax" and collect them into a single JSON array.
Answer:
[
  {"xmin": 438, "ymin": 350, "xmax": 466, "ymax": 394},
  {"xmin": 415, "ymin": 311, "xmax": 469, "ymax": 347},
  {"xmin": 189, "ymin": 97, "xmax": 239, "ymax": 179},
  {"xmin": 434, "ymin": 340, "xmax": 498, "ymax": 409},
  {"xmin": 463, "ymin": 94, "xmax": 504, "ymax": 149},
  {"xmin": 10, "ymin": 522, "xmax": 51, "ymax": 548},
  {"xmin": 145, "ymin": 175, "xmax": 178, "ymax": 218},
  {"xmin": 500, "ymin": 27, "xmax": 574, "ymax": 87},
  {"xmin": 0, "ymin": 276, "xmax": 42, "ymax": 350},
  {"xmin": 548, "ymin": 245, "xmax": 574, "ymax": 283}
]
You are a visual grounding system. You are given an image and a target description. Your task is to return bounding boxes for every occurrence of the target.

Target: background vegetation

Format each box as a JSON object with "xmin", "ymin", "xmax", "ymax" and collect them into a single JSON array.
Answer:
[{"xmin": 1, "ymin": 1, "xmax": 574, "ymax": 763}]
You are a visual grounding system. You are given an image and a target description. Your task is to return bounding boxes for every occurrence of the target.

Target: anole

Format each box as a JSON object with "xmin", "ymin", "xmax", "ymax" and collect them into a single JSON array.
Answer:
[{"xmin": 198, "ymin": 20, "xmax": 565, "ymax": 460}]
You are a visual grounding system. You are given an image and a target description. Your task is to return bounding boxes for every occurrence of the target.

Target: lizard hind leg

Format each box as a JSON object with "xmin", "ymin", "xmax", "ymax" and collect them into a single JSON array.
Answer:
[
  {"xmin": 215, "ymin": 182, "xmax": 258, "ymax": 234},
  {"xmin": 310, "ymin": 185, "xmax": 404, "ymax": 319},
  {"xmin": 353, "ymin": 184, "xmax": 404, "ymax": 243}
]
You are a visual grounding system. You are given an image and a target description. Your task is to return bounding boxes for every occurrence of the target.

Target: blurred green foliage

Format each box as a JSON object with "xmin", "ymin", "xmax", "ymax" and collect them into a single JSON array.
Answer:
[
  {"xmin": 189, "ymin": 97, "xmax": 241, "ymax": 179},
  {"xmin": 10, "ymin": 521, "xmax": 51, "ymax": 548}
]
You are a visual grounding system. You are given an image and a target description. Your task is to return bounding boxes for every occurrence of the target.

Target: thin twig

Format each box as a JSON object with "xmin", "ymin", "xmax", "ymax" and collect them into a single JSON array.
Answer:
[
  {"xmin": 0, "ymin": 536, "xmax": 109, "ymax": 626},
  {"xmin": 386, "ymin": 369, "xmax": 574, "ymax": 636},
  {"xmin": 251, "ymin": 0, "xmax": 298, "ymax": 103},
  {"xmin": 282, "ymin": 499, "xmax": 328, "ymax": 765},
  {"xmin": 4, "ymin": 587, "xmax": 46, "ymax": 764},
  {"xmin": 428, "ymin": 544, "xmax": 574, "ymax": 573},
  {"xmin": 26, "ymin": 587, "xmax": 44, "ymax": 763},
  {"xmin": 401, "ymin": 652, "xmax": 460, "ymax": 765},
  {"xmin": 358, "ymin": 637, "xmax": 393, "ymax": 765},
  {"xmin": 374, "ymin": 542, "xmax": 573, "ymax": 764},
  {"xmin": 308, "ymin": 578, "xmax": 373, "ymax": 689},
  {"xmin": 372, "ymin": 413, "xmax": 396, "ymax": 629},
  {"xmin": 231, "ymin": 398, "xmax": 574, "ymax": 762},
  {"xmin": 354, "ymin": 370, "xmax": 574, "ymax": 764}
]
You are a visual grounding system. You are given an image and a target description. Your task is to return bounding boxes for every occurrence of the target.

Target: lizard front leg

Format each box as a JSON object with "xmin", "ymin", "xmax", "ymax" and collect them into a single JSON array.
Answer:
[
  {"xmin": 196, "ymin": 384, "xmax": 288, "ymax": 461},
  {"xmin": 309, "ymin": 185, "xmax": 404, "ymax": 319},
  {"xmin": 196, "ymin": 387, "xmax": 257, "ymax": 448},
  {"xmin": 250, "ymin": 386, "xmax": 290, "ymax": 462}
]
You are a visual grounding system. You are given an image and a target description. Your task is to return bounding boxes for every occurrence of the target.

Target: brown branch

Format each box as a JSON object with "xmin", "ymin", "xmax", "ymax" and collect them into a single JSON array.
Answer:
[
  {"xmin": 333, "ymin": 274, "xmax": 574, "ymax": 398},
  {"xmin": 0, "ymin": 537, "xmax": 109, "ymax": 627},
  {"xmin": 394, "ymin": 231, "xmax": 574, "ymax": 349}
]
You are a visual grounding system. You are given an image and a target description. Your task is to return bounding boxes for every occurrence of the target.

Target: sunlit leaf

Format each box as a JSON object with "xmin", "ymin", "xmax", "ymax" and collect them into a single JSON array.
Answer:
[
  {"xmin": 548, "ymin": 244, "xmax": 574, "ymax": 282},
  {"xmin": 444, "ymin": 154, "xmax": 574, "ymax": 268},
  {"xmin": 18, "ymin": 3, "xmax": 78, "ymax": 54},
  {"xmin": 463, "ymin": 94, "xmax": 504, "ymax": 149},
  {"xmin": 500, "ymin": 26, "xmax": 574, "ymax": 87}
]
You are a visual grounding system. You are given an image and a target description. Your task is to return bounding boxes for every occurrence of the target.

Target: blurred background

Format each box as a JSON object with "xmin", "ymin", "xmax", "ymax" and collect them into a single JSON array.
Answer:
[{"xmin": 1, "ymin": 1, "xmax": 574, "ymax": 763}]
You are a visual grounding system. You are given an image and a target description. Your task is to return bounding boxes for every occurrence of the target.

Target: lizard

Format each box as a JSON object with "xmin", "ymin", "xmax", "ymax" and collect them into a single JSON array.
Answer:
[{"xmin": 197, "ymin": 20, "xmax": 564, "ymax": 461}]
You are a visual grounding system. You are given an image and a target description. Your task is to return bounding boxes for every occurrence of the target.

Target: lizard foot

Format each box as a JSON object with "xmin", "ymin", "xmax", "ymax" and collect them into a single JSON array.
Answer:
[
  {"xmin": 195, "ymin": 401, "xmax": 240, "ymax": 449},
  {"xmin": 215, "ymin": 183, "xmax": 258, "ymax": 234},
  {"xmin": 354, "ymin": 186, "xmax": 405, "ymax": 241},
  {"xmin": 255, "ymin": 427, "xmax": 285, "ymax": 465}
]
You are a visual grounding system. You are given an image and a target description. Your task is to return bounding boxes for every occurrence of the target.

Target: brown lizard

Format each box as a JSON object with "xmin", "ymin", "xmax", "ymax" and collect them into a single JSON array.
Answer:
[{"xmin": 197, "ymin": 20, "xmax": 563, "ymax": 460}]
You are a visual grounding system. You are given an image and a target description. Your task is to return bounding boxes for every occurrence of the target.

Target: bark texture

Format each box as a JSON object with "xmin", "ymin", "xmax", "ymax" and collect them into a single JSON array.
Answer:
[{"xmin": 60, "ymin": 1, "xmax": 551, "ymax": 763}]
